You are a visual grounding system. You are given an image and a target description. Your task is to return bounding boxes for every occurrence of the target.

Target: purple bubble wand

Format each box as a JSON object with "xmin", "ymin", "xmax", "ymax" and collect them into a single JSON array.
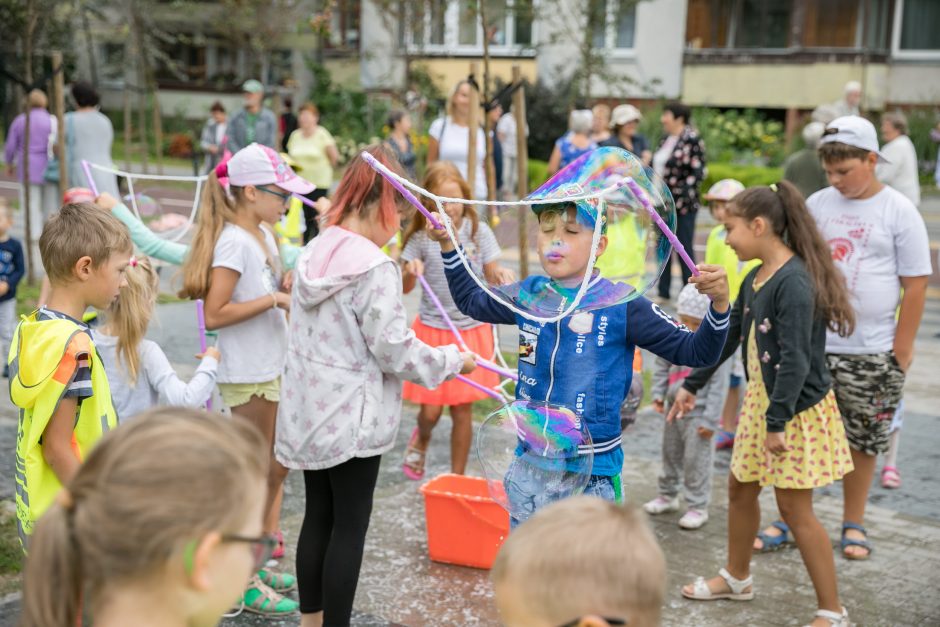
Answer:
[
  {"xmin": 196, "ymin": 299, "xmax": 212, "ymax": 410},
  {"xmin": 456, "ymin": 374, "xmax": 505, "ymax": 401},
  {"xmin": 81, "ymin": 160, "xmax": 100, "ymax": 197},
  {"xmin": 361, "ymin": 151, "xmax": 443, "ymax": 230},
  {"xmin": 620, "ymin": 177, "xmax": 699, "ymax": 277}
]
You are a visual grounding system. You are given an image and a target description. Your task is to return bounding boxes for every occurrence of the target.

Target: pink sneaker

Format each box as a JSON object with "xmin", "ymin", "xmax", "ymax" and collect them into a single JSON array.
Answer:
[
  {"xmin": 643, "ymin": 495, "xmax": 679, "ymax": 515},
  {"xmin": 679, "ymin": 509, "xmax": 709, "ymax": 529}
]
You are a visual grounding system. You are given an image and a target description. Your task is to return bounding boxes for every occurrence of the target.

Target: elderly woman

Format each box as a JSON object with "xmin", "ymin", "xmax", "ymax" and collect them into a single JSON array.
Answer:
[
  {"xmin": 600, "ymin": 104, "xmax": 651, "ymax": 165},
  {"xmin": 877, "ymin": 111, "xmax": 920, "ymax": 207},
  {"xmin": 287, "ymin": 101, "xmax": 339, "ymax": 242},
  {"xmin": 590, "ymin": 103, "xmax": 611, "ymax": 144},
  {"xmin": 546, "ymin": 110, "xmax": 596, "ymax": 176},
  {"xmin": 4, "ymin": 89, "xmax": 56, "ymax": 235},
  {"xmin": 428, "ymin": 80, "xmax": 488, "ymax": 199}
]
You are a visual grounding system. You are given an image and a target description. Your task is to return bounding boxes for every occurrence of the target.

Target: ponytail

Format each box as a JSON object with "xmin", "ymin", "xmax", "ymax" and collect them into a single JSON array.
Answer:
[
  {"xmin": 730, "ymin": 181, "xmax": 855, "ymax": 337},
  {"xmin": 20, "ymin": 502, "xmax": 83, "ymax": 627},
  {"xmin": 179, "ymin": 171, "xmax": 240, "ymax": 299},
  {"xmin": 109, "ymin": 256, "xmax": 159, "ymax": 383}
]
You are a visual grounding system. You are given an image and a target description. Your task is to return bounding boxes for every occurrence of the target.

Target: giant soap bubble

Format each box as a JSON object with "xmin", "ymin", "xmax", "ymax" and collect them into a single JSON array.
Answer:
[{"xmin": 477, "ymin": 400, "xmax": 593, "ymax": 524}]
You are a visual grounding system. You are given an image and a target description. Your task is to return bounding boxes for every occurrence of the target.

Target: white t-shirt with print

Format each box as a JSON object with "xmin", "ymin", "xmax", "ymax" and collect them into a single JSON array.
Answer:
[
  {"xmin": 429, "ymin": 116, "xmax": 488, "ymax": 200},
  {"xmin": 807, "ymin": 186, "xmax": 931, "ymax": 354},
  {"xmin": 212, "ymin": 223, "xmax": 288, "ymax": 383}
]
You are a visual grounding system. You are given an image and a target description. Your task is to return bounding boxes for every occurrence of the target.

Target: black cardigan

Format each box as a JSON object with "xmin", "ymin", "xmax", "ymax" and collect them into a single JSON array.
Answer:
[{"xmin": 682, "ymin": 257, "xmax": 831, "ymax": 432}]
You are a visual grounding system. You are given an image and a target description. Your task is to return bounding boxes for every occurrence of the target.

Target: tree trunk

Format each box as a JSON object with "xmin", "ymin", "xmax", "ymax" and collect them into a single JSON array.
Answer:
[
  {"xmin": 480, "ymin": 0, "xmax": 497, "ymax": 215},
  {"xmin": 22, "ymin": 0, "xmax": 37, "ymax": 284},
  {"xmin": 466, "ymin": 61, "xmax": 480, "ymax": 202},
  {"xmin": 512, "ymin": 65, "xmax": 529, "ymax": 279},
  {"xmin": 52, "ymin": 51, "xmax": 68, "ymax": 199}
]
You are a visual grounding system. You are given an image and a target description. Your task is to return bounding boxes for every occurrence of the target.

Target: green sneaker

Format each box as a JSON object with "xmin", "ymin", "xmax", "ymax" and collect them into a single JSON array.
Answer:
[
  {"xmin": 257, "ymin": 566, "xmax": 297, "ymax": 593},
  {"xmin": 242, "ymin": 574, "xmax": 299, "ymax": 617}
]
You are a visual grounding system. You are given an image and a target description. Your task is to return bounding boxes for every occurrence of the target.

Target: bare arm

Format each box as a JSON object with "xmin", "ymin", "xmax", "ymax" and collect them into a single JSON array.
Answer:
[
  {"xmin": 893, "ymin": 275, "xmax": 928, "ymax": 371},
  {"xmin": 427, "ymin": 137, "xmax": 440, "ymax": 164},
  {"xmin": 326, "ymin": 142, "xmax": 339, "ymax": 168},
  {"xmin": 42, "ymin": 397, "xmax": 81, "ymax": 485},
  {"xmin": 546, "ymin": 146, "xmax": 561, "ymax": 176},
  {"xmin": 203, "ymin": 267, "xmax": 289, "ymax": 330}
]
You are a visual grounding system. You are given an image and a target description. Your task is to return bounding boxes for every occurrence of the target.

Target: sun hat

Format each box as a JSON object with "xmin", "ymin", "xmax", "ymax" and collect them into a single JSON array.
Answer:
[
  {"xmin": 241, "ymin": 79, "xmax": 264, "ymax": 94},
  {"xmin": 609, "ymin": 104, "xmax": 642, "ymax": 128},
  {"xmin": 219, "ymin": 143, "xmax": 315, "ymax": 195},
  {"xmin": 703, "ymin": 179, "xmax": 745, "ymax": 202},
  {"xmin": 820, "ymin": 116, "xmax": 890, "ymax": 163},
  {"xmin": 677, "ymin": 283, "xmax": 710, "ymax": 320}
]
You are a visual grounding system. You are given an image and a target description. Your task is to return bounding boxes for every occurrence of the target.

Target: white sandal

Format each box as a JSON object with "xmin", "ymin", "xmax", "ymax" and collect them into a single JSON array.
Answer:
[
  {"xmin": 682, "ymin": 567, "xmax": 754, "ymax": 601},
  {"xmin": 803, "ymin": 607, "xmax": 849, "ymax": 627}
]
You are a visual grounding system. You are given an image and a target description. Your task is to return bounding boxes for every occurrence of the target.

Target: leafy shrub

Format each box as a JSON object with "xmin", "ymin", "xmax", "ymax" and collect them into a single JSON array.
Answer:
[
  {"xmin": 695, "ymin": 108, "xmax": 786, "ymax": 167},
  {"xmin": 703, "ymin": 163, "xmax": 783, "ymax": 191}
]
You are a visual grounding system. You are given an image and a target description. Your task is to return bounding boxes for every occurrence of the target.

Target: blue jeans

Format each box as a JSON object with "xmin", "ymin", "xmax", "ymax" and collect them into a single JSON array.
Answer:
[{"xmin": 506, "ymin": 461, "xmax": 623, "ymax": 528}]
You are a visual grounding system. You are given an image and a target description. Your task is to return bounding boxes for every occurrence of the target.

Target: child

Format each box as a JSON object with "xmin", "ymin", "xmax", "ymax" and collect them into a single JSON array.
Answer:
[
  {"xmin": 9, "ymin": 203, "xmax": 131, "ymax": 549},
  {"xmin": 0, "ymin": 200, "xmax": 24, "ymax": 378},
  {"xmin": 179, "ymin": 142, "xmax": 312, "ymax": 616},
  {"xmin": 91, "ymin": 255, "xmax": 220, "ymax": 422},
  {"xmin": 492, "ymin": 496, "xmax": 666, "ymax": 627},
  {"xmin": 275, "ymin": 146, "xmax": 475, "ymax": 627},
  {"xmin": 703, "ymin": 178, "xmax": 759, "ymax": 450},
  {"xmin": 431, "ymin": 196, "xmax": 731, "ymax": 524},
  {"xmin": 644, "ymin": 284, "xmax": 731, "ymax": 530},
  {"xmin": 675, "ymin": 181, "xmax": 855, "ymax": 627},
  {"xmin": 399, "ymin": 161, "xmax": 513, "ymax": 479},
  {"xmin": 20, "ymin": 408, "xmax": 271, "ymax": 627}
]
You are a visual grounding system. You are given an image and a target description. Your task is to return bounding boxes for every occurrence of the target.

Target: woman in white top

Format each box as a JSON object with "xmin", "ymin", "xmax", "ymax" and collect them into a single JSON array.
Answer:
[
  {"xmin": 877, "ymin": 111, "xmax": 921, "ymax": 207},
  {"xmin": 428, "ymin": 80, "xmax": 488, "ymax": 199}
]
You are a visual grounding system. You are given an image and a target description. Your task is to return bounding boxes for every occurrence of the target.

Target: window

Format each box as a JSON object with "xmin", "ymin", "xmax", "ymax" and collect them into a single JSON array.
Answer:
[
  {"xmin": 591, "ymin": 0, "xmax": 637, "ymax": 51},
  {"xmin": 802, "ymin": 0, "xmax": 857, "ymax": 48},
  {"xmin": 328, "ymin": 0, "xmax": 361, "ymax": 50},
  {"xmin": 898, "ymin": 0, "xmax": 940, "ymax": 50},
  {"xmin": 736, "ymin": 0, "xmax": 791, "ymax": 48},
  {"xmin": 401, "ymin": 0, "xmax": 534, "ymax": 52},
  {"xmin": 155, "ymin": 42, "xmax": 207, "ymax": 84},
  {"xmin": 99, "ymin": 43, "xmax": 125, "ymax": 82},
  {"xmin": 685, "ymin": 0, "xmax": 732, "ymax": 49}
]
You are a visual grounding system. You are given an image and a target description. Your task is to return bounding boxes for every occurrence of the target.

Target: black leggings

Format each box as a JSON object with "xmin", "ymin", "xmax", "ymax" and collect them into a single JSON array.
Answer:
[
  {"xmin": 658, "ymin": 209, "xmax": 698, "ymax": 299},
  {"xmin": 301, "ymin": 188, "xmax": 329, "ymax": 244},
  {"xmin": 296, "ymin": 455, "xmax": 381, "ymax": 625}
]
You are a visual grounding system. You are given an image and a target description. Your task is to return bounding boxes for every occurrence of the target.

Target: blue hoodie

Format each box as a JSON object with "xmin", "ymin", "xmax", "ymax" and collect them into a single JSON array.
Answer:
[{"xmin": 442, "ymin": 248, "xmax": 729, "ymax": 476}]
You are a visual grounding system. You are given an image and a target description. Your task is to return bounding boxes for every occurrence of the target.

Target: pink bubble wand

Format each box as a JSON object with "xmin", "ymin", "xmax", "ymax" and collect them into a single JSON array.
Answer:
[
  {"xmin": 81, "ymin": 160, "xmax": 100, "ymax": 197},
  {"xmin": 196, "ymin": 299, "xmax": 212, "ymax": 410},
  {"xmin": 620, "ymin": 178, "xmax": 699, "ymax": 277},
  {"xmin": 361, "ymin": 151, "xmax": 443, "ymax": 230}
]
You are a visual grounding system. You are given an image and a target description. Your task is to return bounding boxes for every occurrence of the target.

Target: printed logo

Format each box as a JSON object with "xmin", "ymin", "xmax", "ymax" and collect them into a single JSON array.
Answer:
[
  {"xmin": 568, "ymin": 312, "xmax": 594, "ymax": 335},
  {"xmin": 518, "ymin": 329, "xmax": 538, "ymax": 365},
  {"xmin": 651, "ymin": 303, "xmax": 683, "ymax": 330},
  {"xmin": 828, "ymin": 237, "xmax": 854, "ymax": 263}
]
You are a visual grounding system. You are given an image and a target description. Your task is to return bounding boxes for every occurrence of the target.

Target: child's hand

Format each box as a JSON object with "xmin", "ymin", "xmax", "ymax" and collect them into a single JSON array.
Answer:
[
  {"xmin": 274, "ymin": 292, "xmax": 291, "ymax": 311},
  {"xmin": 315, "ymin": 196, "xmax": 332, "ymax": 216},
  {"xmin": 426, "ymin": 213, "xmax": 454, "ymax": 251},
  {"xmin": 281, "ymin": 270, "xmax": 294, "ymax": 292},
  {"xmin": 688, "ymin": 263, "xmax": 729, "ymax": 313},
  {"xmin": 666, "ymin": 388, "xmax": 696, "ymax": 422},
  {"xmin": 95, "ymin": 192, "xmax": 118, "ymax": 211},
  {"xmin": 765, "ymin": 431, "xmax": 789, "ymax": 457},
  {"xmin": 491, "ymin": 266, "xmax": 515, "ymax": 285},
  {"xmin": 0, "ymin": 282, "xmax": 8, "ymax": 297},
  {"xmin": 459, "ymin": 352, "xmax": 477, "ymax": 374},
  {"xmin": 652, "ymin": 399, "xmax": 665, "ymax": 414},
  {"xmin": 697, "ymin": 426, "xmax": 715, "ymax": 439},
  {"xmin": 197, "ymin": 346, "xmax": 222, "ymax": 361},
  {"xmin": 403, "ymin": 259, "xmax": 424, "ymax": 277}
]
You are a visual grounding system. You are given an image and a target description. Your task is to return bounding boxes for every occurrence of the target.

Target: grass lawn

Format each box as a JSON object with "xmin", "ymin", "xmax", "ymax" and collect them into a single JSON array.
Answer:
[{"xmin": 0, "ymin": 509, "xmax": 23, "ymax": 595}]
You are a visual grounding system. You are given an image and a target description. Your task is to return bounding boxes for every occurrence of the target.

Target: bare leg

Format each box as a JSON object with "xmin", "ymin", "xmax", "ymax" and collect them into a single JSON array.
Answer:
[
  {"xmin": 231, "ymin": 395, "xmax": 285, "ymax": 534},
  {"xmin": 449, "ymin": 403, "xmax": 473, "ymax": 474},
  {"xmin": 416, "ymin": 403, "xmax": 444, "ymax": 449},
  {"xmin": 721, "ymin": 385, "xmax": 741, "ymax": 432},
  {"xmin": 842, "ymin": 447, "xmax": 877, "ymax": 557},
  {"xmin": 776, "ymin": 487, "xmax": 842, "ymax": 626},
  {"xmin": 884, "ymin": 429, "xmax": 901, "ymax": 469},
  {"xmin": 301, "ymin": 612, "xmax": 323, "ymax": 627}
]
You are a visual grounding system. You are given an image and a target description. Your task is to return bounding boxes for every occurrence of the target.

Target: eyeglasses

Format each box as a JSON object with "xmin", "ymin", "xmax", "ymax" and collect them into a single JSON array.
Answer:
[
  {"xmin": 257, "ymin": 185, "xmax": 292, "ymax": 205},
  {"xmin": 557, "ymin": 618, "xmax": 627, "ymax": 627},
  {"xmin": 221, "ymin": 533, "xmax": 279, "ymax": 569}
]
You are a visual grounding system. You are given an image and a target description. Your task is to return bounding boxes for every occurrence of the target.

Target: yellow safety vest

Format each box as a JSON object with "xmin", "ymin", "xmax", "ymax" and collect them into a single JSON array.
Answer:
[
  {"xmin": 274, "ymin": 197, "xmax": 305, "ymax": 245},
  {"xmin": 596, "ymin": 214, "xmax": 646, "ymax": 284},
  {"xmin": 9, "ymin": 312, "xmax": 116, "ymax": 550},
  {"xmin": 705, "ymin": 225, "xmax": 761, "ymax": 304}
]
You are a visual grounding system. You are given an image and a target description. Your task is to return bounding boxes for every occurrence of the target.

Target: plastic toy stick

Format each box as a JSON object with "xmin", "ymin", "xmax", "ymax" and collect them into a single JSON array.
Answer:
[
  {"xmin": 195, "ymin": 299, "xmax": 212, "ymax": 410},
  {"xmin": 81, "ymin": 160, "xmax": 100, "ymax": 197},
  {"xmin": 361, "ymin": 151, "xmax": 443, "ymax": 229},
  {"xmin": 456, "ymin": 374, "xmax": 505, "ymax": 401},
  {"xmin": 292, "ymin": 193, "xmax": 317, "ymax": 209},
  {"xmin": 621, "ymin": 177, "xmax": 700, "ymax": 277}
]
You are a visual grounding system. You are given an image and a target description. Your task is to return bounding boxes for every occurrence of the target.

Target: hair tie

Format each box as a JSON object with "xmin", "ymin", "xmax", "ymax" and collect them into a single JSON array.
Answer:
[
  {"xmin": 56, "ymin": 489, "xmax": 75, "ymax": 512},
  {"xmin": 215, "ymin": 162, "xmax": 228, "ymax": 179},
  {"xmin": 769, "ymin": 183, "xmax": 778, "ymax": 192},
  {"xmin": 128, "ymin": 256, "xmax": 138, "ymax": 268}
]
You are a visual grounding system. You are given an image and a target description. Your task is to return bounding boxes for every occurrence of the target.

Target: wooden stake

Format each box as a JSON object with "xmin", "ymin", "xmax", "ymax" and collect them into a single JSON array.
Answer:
[
  {"xmin": 466, "ymin": 61, "xmax": 480, "ymax": 200},
  {"xmin": 22, "ymin": 0, "xmax": 36, "ymax": 284},
  {"xmin": 52, "ymin": 51, "xmax": 68, "ymax": 198},
  {"xmin": 512, "ymin": 65, "xmax": 528, "ymax": 279}
]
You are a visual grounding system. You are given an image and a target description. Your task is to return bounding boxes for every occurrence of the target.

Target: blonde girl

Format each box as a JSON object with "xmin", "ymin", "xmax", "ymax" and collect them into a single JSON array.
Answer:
[
  {"xmin": 20, "ymin": 408, "xmax": 271, "ymax": 627},
  {"xmin": 92, "ymin": 256, "xmax": 220, "ymax": 421},
  {"xmin": 399, "ymin": 161, "xmax": 513, "ymax": 479},
  {"xmin": 180, "ymin": 142, "xmax": 313, "ymax": 617}
]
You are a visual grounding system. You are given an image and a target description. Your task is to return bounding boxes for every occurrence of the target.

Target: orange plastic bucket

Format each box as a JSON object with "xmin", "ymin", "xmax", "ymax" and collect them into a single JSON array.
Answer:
[{"xmin": 419, "ymin": 473, "xmax": 510, "ymax": 569}]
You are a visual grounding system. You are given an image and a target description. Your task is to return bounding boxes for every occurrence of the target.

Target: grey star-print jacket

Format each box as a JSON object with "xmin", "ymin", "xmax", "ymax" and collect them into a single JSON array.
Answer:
[{"xmin": 276, "ymin": 226, "xmax": 463, "ymax": 470}]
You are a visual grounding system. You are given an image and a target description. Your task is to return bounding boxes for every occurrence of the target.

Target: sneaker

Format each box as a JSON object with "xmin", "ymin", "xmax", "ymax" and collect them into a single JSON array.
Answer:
[
  {"xmin": 242, "ymin": 574, "xmax": 299, "ymax": 617},
  {"xmin": 257, "ymin": 566, "xmax": 296, "ymax": 593},
  {"xmin": 643, "ymin": 495, "xmax": 679, "ymax": 515},
  {"xmin": 679, "ymin": 509, "xmax": 709, "ymax": 529},
  {"xmin": 271, "ymin": 529, "xmax": 285, "ymax": 559}
]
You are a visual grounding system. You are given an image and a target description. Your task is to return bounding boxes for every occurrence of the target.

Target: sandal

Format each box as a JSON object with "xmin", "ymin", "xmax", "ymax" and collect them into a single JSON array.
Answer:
[
  {"xmin": 715, "ymin": 430, "xmax": 735, "ymax": 450},
  {"xmin": 841, "ymin": 522, "xmax": 872, "ymax": 560},
  {"xmin": 803, "ymin": 606, "xmax": 849, "ymax": 627},
  {"xmin": 242, "ymin": 574, "xmax": 299, "ymax": 617},
  {"xmin": 272, "ymin": 529, "xmax": 285, "ymax": 559},
  {"xmin": 754, "ymin": 520, "xmax": 791, "ymax": 553},
  {"xmin": 682, "ymin": 567, "xmax": 754, "ymax": 601},
  {"xmin": 881, "ymin": 465, "xmax": 901, "ymax": 489},
  {"xmin": 402, "ymin": 427, "xmax": 427, "ymax": 481},
  {"xmin": 257, "ymin": 566, "xmax": 296, "ymax": 593}
]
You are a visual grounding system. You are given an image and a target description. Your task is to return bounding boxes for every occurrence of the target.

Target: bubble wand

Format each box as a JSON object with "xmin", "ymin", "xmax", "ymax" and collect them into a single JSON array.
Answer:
[
  {"xmin": 620, "ymin": 177, "xmax": 699, "ymax": 277},
  {"xmin": 81, "ymin": 160, "xmax": 100, "ymax": 197},
  {"xmin": 195, "ymin": 299, "xmax": 212, "ymax": 410},
  {"xmin": 456, "ymin": 375, "xmax": 506, "ymax": 401}
]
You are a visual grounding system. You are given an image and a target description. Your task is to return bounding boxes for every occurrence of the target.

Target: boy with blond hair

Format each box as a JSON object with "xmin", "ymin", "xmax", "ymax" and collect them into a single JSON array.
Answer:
[
  {"xmin": 10, "ymin": 203, "xmax": 132, "ymax": 548},
  {"xmin": 492, "ymin": 496, "xmax": 666, "ymax": 627},
  {"xmin": 0, "ymin": 200, "xmax": 25, "ymax": 378}
]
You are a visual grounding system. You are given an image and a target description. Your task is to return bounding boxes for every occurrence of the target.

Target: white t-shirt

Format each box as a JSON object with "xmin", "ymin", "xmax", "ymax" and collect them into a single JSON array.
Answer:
[
  {"xmin": 876, "ymin": 135, "xmax": 921, "ymax": 207},
  {"xmin": 653, "ymin": 135, "xmax": 678, "ymax": 178},
  {"xmin": 429, "ymin": 116, "xmax": 488, "ymax": 199},
  {"xmin": 212, "ymin": 223, "xmax": 288, "ymax": 383},
  {"xmin": 807, "ymin": 186, "xmax": 932, "ymax": 354}
]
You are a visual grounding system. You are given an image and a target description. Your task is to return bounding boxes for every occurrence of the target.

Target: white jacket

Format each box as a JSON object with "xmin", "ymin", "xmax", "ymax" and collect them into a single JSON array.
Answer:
[{"xmin": 275, "ymin": 226, "xmax": 463, "ymax": 470}]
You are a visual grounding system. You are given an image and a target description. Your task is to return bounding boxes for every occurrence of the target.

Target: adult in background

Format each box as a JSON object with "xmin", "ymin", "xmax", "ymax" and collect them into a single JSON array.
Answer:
[
  {"xmin": 66, "ymin": 82, "xmax": 119, "ymax": 197},
  {"xmin": 832, "ymin": 80, "xmax": 862, "ymax": 118},
  {"xmin": 601, "ymin": 104, "xmax": 651, "ymax": 166},
  {"xmin": 496, "ymin": 102, "xmax": 528, "ymax": 199},
  {"xmin": 199, "ymin": 101, "xmax": 227, "ymax": 173},
  {"xmin": 487, "ymin": 102, "xmax": 504, "ymax": 196},
  {"xmin": 546, "ymin": 110, "xmax": 596, "ymax": 176},
  {"xmin": 428, "ymin": 80, "xmax": 488, "ymax": 200},
  {"xmin": 654, "ymin": 102, "xmax": 706, "ymax": 303},
  {"xmin": 226, "ymin": 79, "xmax": 277, "ymax": 153},
  {"xmin": 384, "ymin": 109, "xmax": 417, "ymax": 181},
  {"xmin": 280, "ymin": 96, "xmax": 298, "ymax": 152},
  {"xmin": 877, "ymin": 111, "xmax": 921, "ymax": 206},
  {"xmin": 286, "ymin": 102, "xmax": 338, "ymax": 243},
  {"xmin": 783, "ymin": 121, "xmax": 828, "ymax": 199},
  {"xmin": 4, "ymin": 89, "xmax": 56, "ymax": 236},
  {"xmin": 591, "ymin": 103, "xmax": 612, "ymax": 144}
]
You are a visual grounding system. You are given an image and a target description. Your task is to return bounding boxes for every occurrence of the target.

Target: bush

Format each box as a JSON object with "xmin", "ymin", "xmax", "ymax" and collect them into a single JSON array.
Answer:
[
  {"xmin": 528, "ymin": 159, "xmax": 549, "ymax": 191},
  {"xmin": 703, "ymin": 163, "xmax": 783, "ymax": 190},
  {"xmin": 695, "ymin": 108, "xmax": 786, "ymax": 167}
]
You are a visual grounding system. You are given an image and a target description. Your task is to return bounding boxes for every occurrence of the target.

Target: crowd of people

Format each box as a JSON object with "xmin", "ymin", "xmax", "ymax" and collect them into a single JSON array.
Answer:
[{"xmin": 0, "ymin": 74, "xmax": 935, "ymax": 627}]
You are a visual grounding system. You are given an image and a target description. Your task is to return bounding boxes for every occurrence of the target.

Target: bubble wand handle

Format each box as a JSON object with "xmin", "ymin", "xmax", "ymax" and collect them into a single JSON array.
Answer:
[
  {"xmin": 81, "ymin": 160, "xmax": 100, "ymax": 197},
  {"xmin": 195, "ymin": 299, "xmax": 212, "ymax": 410},
  {"xmin": 361, "ymin": 151, "xmax": 443, "ymax": 230},
  {"xmin": 456, "ymin": 374, "xmax": 505, "ymax": 401},
  {"xmin": 292, "ymin": 193, "xmax": 317, "ymax": 209},
  {"xmin": 621, "ymin": 177, "xmax": 699, "ymax": 277},
  {"xmin": 417, "ymin": 274, "xmax": 518, "ymax": 381}
]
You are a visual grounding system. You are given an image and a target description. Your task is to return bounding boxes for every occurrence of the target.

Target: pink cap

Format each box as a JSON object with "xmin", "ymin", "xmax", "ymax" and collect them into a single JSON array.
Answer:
[{"xmin": 222, "ymin": 143, "xmax": 315, "ymax": 195}]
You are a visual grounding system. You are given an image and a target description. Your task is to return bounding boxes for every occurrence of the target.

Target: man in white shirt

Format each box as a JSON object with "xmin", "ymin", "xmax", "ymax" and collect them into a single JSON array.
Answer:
[{"xmin": 876, "ymin": 111, "xmax": 921, "ymax": 206}]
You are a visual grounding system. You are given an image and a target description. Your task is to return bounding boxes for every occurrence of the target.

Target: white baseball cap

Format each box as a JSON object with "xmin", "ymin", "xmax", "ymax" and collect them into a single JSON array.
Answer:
[
  {"xmin": 820, "ymin": 116, "xmax": 890, "ymax": 163},
  {"xmin": 223, "ymin": 143, "xmax": 315, "ymax": 194},
  {"xmin": 609, "ymin": 104, "xmax": 642, "ymax": 128}
]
